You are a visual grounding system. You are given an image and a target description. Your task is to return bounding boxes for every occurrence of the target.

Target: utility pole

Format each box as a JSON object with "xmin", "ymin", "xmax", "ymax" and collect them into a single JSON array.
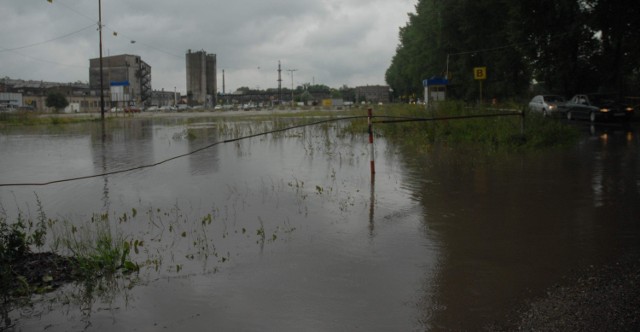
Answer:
[
  {"xmin": 287, "ymin": 69, "xmax": 297, "ymax": 107},
  {"xmin": 277, "ymin": 61, "xmax": 282, "ymax": 104},
  {"xmin": 98, "ymin": 0, "xmax": 105, "ymax": 120}
]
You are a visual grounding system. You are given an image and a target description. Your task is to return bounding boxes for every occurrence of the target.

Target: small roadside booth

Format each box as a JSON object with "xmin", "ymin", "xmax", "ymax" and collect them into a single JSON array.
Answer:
[{"xmin": 423, "ymin": 77, "xmax": 448, "ymax": 109}]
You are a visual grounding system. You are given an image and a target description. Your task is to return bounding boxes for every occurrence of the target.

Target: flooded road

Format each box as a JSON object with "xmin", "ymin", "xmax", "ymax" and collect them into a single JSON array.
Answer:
[{"xmin": 1, "ymin": 115, "xmax": 639, "ymax": 330}]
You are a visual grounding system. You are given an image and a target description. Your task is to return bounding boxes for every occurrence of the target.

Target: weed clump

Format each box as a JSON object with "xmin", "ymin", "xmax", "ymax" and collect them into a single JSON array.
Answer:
[{"xmin": 1, "ymin": 207, "xmax": 137, "ymax": 302}]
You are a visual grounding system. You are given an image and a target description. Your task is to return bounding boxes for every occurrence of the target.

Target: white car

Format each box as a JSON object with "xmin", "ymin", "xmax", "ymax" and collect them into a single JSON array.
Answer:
[{"xmin": 528, "ymin": 95, "xmax": 566, "ymax": 117}]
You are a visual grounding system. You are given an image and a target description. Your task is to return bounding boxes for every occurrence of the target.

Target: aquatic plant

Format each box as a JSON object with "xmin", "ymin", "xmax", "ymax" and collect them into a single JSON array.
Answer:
[
  {"xmin": 0, "ymin": 199, "xmax": 50, "ymax": 297},
  {"xmin": 52, "ymin": 213, "xmax": 139, "ymax": 279}
]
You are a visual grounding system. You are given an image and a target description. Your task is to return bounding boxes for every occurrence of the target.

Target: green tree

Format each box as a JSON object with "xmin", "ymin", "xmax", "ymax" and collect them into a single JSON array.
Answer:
[
  {"xmin": 300, "ymin": 90, "xmax": 312, "ymax": 104},
  {"xmin": 386, "ymin": 0, "xmax": 531, "ymax": 101},
  {"xmin": 45, "ymin": 92, "xmax": 69, "ymax": 112},
  {"xmin": 507, "ymin": 0, "xmax": 598, "ymax": 96},
  {"xmin": 587, "ymin": 0, "xmax": 640, "ymax": 94},
  {"xmin": 386, "ymin": 0, "xmax": 640, "ymax": 101}
]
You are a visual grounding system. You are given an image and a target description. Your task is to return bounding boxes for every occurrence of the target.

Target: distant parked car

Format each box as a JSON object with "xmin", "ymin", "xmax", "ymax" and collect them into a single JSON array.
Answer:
[
  {"xmin": 124, "ymin": 107, "xmax": 141, "ymax": 113},
  {"xmin": 110, "ymin": 107, "xmax": 123, "ymax": 113},
  {"xmin": 145, "ymin": 106, "xmax": 159, "ymax": 112},
  {"xmin": 528, "ymin": 95, "xmax": 566, "ymax": 117},
  {"xmin": 565, "ymin": 94, "xmax": 634, "ymax": 122}
]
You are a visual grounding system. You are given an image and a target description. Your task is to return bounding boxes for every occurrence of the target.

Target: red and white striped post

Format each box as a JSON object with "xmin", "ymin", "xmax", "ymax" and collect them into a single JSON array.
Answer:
[
  {"xmin": 368, "ymin": 108, "xmax": 375, "ymax": 177},
  {"xmin": 368, "ymin": 108, "xmax": 376, "ymax": 232}
]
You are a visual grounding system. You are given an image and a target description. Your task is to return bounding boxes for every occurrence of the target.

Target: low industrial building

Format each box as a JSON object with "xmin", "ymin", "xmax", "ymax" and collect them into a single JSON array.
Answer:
[{"xmin": 355, "ymin": 85, "xmax": 391, "ymax": 104}]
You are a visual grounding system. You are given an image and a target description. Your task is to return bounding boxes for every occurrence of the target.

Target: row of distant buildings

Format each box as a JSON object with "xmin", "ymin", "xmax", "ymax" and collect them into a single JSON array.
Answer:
[
  {"xmin": 1, "ymin": 50, "xmax": 217, "ymax": 113},
  {"xmin": 1, "ymin": 49, "xmax": 390, "ymax": 113}
]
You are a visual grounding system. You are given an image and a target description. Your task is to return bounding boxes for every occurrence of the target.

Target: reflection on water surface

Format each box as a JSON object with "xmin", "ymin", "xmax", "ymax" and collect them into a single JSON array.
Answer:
[{"xmin": 0, "ymin": 117, "xmax": 638, "ymax": 330}]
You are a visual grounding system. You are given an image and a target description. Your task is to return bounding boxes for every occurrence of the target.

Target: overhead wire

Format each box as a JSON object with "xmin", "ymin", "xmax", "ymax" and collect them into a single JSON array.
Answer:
[
  {"xmin": 4, "ymin": 0, "xmax": 184, "ymax": 73},
  {"xmin": 372, "ymin": 111, "xmax": 521, "ymax": 124},
  {"xmin": 0, "ymin": 24, "xmax": 96, "ymax": 53},
  {"xmin": 0, "ymin": 116, "xmax": 366, "ymax": 188},
  {"xmin": 0, "ymin": 111, "xmax": 525, "ymax": 188}
]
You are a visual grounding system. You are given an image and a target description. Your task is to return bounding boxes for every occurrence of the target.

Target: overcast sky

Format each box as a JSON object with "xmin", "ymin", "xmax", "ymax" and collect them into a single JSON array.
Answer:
[{"xmin": 0, "ymin": 0, "xmax": 415, "ymax": 94}]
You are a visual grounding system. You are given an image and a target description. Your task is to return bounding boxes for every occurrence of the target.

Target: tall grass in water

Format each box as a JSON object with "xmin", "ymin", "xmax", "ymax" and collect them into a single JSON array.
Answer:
[
  {"xmin": 342, "ymin": 102, "xmax": 579, "ymax": 153},
  {"xmin": 52, "ymin": 213, "xmax": 138, "ymax": 279}
]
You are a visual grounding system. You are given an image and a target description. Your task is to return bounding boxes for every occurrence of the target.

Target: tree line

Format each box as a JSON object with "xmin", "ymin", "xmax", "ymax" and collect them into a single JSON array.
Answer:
[{"xmin": 385, "ymin": 0, "xmax": 640, "ymax": 102}]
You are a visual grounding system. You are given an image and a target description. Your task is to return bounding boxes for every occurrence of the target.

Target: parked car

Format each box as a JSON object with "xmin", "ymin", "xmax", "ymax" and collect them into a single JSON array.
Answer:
[
  {"xmin": 124, "ymin": 107, "xmax": 141, "ymax": 113},
  {"xmin": 565, "ymin": 94, "xmax": 635, "ymax": 122},
  {"xmin": 528, "ymin": 95, "xmax": 566, "ymax": 117}
]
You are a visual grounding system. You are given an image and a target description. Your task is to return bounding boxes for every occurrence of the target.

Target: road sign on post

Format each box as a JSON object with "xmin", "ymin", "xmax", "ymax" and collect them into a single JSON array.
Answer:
[
  {"xmin": 473, "ymin": 67, "xmax": 487, "ymax": 104},
  {"xmin": 474, "ymin": 67, "xmax": 487, "ymax": 80}
]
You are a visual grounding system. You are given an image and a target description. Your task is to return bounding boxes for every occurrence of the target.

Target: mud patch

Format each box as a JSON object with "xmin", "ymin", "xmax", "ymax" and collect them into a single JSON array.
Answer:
[{"xmin": 492, "ymin": 256, "xmax": 640, "ymax": 331}]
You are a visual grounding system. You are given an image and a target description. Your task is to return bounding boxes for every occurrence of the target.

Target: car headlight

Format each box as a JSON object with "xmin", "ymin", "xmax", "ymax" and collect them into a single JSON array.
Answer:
[
  {"xmin": 599, "ymin": 108, "xmax": 610, "ymax": 113},
  {"xmin": 625, "ymin": 107, "xmax": 634, "ymax": 112},
  {"xmin": 548, "ymin": 105, "xmax": 556, "ymax": 110}
]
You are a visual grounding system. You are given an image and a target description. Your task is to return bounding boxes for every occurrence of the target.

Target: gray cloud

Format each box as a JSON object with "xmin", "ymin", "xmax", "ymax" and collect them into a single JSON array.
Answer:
[{"xmin": 1, "ymin": 0, "xmax": 414, "ymax": 93}]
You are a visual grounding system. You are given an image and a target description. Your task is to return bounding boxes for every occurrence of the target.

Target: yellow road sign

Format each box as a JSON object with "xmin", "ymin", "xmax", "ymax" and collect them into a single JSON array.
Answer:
[{"xmin": 474, "ymin": 67, "xmax": 487, "ymax": 80}]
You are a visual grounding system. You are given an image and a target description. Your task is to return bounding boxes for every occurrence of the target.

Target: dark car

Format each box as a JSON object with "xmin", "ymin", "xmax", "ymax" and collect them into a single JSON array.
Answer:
[{"xmin": 565, "ymin": 94, "xmax": 634, "ymax": 122}]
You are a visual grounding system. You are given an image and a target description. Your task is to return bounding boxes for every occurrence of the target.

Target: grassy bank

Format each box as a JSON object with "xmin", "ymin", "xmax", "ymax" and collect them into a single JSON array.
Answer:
[
  {"xmin": 1, "ymin": 104, "xmax": 580, "ymax": 153},
  {"xmin": 0, "ymin": 204, "xmax": 137, "ymax": 301},
  {"xmin": 0, "ymin": 111, "xmax": 103, "ymax": 127},
  {"xmin": 341, "ymin": 102, "xmax": 580, "ymax": 153},
  {"xmin": 198, "ymin": 103, "xmax": 579, "ymax": 153}
]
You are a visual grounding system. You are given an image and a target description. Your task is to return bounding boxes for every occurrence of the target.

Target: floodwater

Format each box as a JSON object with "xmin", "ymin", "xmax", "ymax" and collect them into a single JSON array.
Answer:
[{"xmin": 1, "ymin": 114, "xmax": 639, "ymax": 331}]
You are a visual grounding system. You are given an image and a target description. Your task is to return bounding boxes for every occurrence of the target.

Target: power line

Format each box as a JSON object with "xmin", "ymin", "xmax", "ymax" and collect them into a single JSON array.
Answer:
[
  {"xmin": 46, "ymin": 0, "xmax": 183, "ymax": 59},
  {"xmin": 0, "ymin": 49, "xmax": 88, "ymax": 69},
  {"xmin": 0, "ymin": 24, "xmax": 96, "ymax": 53},
  {"xmin": 49, "ymin": 0, "xmax": 97, "ymax": 24},
  {"xmin": 102, "ymin": 26, "xmax": 183, "ymax": 59},
  {"xmin": 0, "ymin": 111, "xmax": 527, "ymax": 188},
  {"xmin": 0, "ymin": 116, "xmax": 366, "ymax": 188}
]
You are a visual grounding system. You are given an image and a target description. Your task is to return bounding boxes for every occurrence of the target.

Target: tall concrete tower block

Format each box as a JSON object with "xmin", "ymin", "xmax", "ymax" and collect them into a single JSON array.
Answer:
[{"xmin": 186, "ymin": 50, "xmax": 217, "ymax": 106}]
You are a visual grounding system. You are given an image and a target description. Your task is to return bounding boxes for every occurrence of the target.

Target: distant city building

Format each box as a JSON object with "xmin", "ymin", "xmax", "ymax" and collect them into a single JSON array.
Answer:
[
  {"xmin": 1, "ymin": 77, "xmax": 103, "ymax": 113},
  {"xmin": 186, "ymin": 50, "xmax": 217, "ymax": 106},
  {"xmin": 0, "ymin": 92, "xmax": 23, "ymax": 108},
  {"xmin": 355, "ymin": 85, "xmax": 391, "ymax": 103},
  {"xmin": 89, "ymin": 54, "xmax": 152, "ymax": 107}
]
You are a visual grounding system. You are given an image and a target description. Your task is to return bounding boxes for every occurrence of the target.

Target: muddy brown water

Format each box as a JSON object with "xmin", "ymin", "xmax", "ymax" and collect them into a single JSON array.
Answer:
[{"xmin": 1, "ymin": 116, "xmax": 638, "ymax": 331}]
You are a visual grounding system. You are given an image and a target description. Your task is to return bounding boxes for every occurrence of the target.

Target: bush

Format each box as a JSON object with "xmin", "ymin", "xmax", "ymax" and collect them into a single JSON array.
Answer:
[{"xmin": 45, "ymin": 92, "xmax": 69, "ymax": 112}]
